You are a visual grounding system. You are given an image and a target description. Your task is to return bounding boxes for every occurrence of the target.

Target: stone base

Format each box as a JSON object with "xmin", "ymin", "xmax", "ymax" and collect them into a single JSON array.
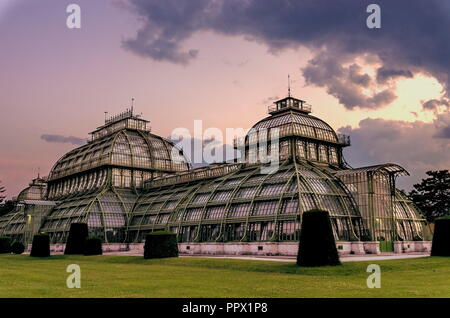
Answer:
[
  {"xmin": 178, "ymin": 241, "xmax": 370, "ymax": 256},
  {"xmin": 394, "ymin": 241, "xmax": 432, "ymax": 253},
  {"xmin": 37, "ymin": 241, "xmax": 431, "ymax": 256},
  {"xmin": 363, "ymin": 241, "xmax": 381, "ymax": 255},
  {"xmin": 27, "ymin": 243, "xmax": 140, "ymax": 253}
]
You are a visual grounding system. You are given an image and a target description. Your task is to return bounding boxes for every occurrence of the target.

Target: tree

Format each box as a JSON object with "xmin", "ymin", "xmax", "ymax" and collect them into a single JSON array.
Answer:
[
  {"xmin": 0, "ymin": 180, "xmax": 5, "ymax": 204},
  {"xmin": 0, "ymin": 200, "xmax": 15, "ymax": 217},
  {"xmin": 409, "ymin": 170, "xmax": 450, "ymax": 222}
]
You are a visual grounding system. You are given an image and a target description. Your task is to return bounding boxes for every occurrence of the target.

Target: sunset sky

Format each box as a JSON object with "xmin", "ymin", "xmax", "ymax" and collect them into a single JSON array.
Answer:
[{"xmin": 0, "ymin": 0, "xmax": 449, "ymax": 198}]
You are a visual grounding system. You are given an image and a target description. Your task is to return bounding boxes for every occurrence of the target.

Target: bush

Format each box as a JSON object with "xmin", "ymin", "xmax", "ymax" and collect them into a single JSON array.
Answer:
[
  {"xmin": 30, "ymin": 234, "xmax": 50, "ymax": 257},
  {"xmin": 84, "ymin": 237, "xmax": 103, "ymax": 256},
  {"xmin": 11, "ymin": 242, "xmax": 25, "ymax": 254},
  {"xmin": 431, "ymin": 217, "xmax": 450, "ymax": 256},
  {"xmin": 0, "ymin": 236, "xmax": 11, "ymax": 254},
  {"xmin": 144, "ymin": 231, "xmax": 178, "ymax": 259},
  {"xmin": 65, "ymin": 223, "xmax": 88, "ymax": 255},
  {"xmin": 297, "ymin": 209, "xmax": 341, "ymax": 267}
]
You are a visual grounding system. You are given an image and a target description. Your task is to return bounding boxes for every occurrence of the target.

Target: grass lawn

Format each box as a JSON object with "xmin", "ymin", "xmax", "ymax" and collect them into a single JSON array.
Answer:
[{"xmin": 0, "ymin": 254, "xmax": 449, "ymax": 298}]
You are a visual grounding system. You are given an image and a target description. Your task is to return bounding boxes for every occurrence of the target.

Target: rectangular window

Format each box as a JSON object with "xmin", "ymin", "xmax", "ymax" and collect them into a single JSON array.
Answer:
[
  {"xmin": 281, "ymin": 199, "xmax": 299, "ymax": 214},
  {"xmin": 319, "ymin": 145, "xmax": 328, "ymax": 162},
  {"xmin": 184, "ymin": 208, "xmax": 203, "ymax": 221},
  {"xmin": 205, "ymin": 206, "xmax": 225, "ymax": 219},
  {"xmin": 329, "ymin": 147, "xmax": 338, "ymax": 164},
  {"xmin": 278, "ymin": 221, "xmax": 300, "ymax": 241},
  {"xmin": 260, "ymin": 183, "xmax": 285, "ymax": 196},
  {"xmin": 236, "ymin": 187, "xmax": 257, "ymax": 199},
  {"xmin": 280, "ymin": 141, "xmax": 290, "ymax": 159},
  {"xmin": 308, "ymin": 143, "xmax": 317, "ymax": 160},
  {"xmin": 212, "ymin": 191, "xmax": 233, "ymax": 201},
  {"xmin": 229, "ymin": 203, "xmax": 251, "ymax": 217},
  {"xmin": 253, "ymin": 201, "xmax": 278, "ymax": 216},
  {"xmin": 193, "ymin": 193, "xmax": 210, "ymax": 203},
  {"xmin": 296, "ymin": 140, "xmax": 306, "ymax": 158}
]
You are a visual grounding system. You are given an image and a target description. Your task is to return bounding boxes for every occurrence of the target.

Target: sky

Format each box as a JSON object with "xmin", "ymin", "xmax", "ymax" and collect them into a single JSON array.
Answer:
[{"xmin": 0, "ymin": 0, "xmax": 449, "ymax": 198}]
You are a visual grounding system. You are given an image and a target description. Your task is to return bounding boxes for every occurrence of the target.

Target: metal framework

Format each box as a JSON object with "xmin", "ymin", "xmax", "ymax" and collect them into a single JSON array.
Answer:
[
  {"xmin": 0, "ymin": 95, "xmax": 427, "ymax": 247},
  {"xmin": 39, "ymin": 187, "xmax": 137, "ymax": 243},
  {"xmin": 335, "ymin": 164, "xmax": 425, "ymax": 250},
  {"xmin": 235, "ymin": 97, "xmax": 350, "ymax": 168},
  {"xmin": 128, "ymin": 158, "xmax": 364, "ymax": 243}
]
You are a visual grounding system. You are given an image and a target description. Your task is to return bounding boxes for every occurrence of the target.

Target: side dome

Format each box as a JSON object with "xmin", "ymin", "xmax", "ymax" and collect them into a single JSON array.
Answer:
[
  {"xmin": 17, "ymin": 177, "xmax": 47, "ymax": 201},
  {"xmin": 48, "ymin": 130, "xmax": 190, "ymax": 181}
]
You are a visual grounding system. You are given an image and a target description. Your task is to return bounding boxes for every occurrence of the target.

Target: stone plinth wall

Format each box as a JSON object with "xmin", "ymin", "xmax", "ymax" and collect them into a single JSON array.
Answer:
[
  {"xmin": 29, "ymin": 241, "xmax": 431, "ymax": 256},
  {"xmin": 394, "ymin": 241, "xmax": 432, "ymax": 253}
]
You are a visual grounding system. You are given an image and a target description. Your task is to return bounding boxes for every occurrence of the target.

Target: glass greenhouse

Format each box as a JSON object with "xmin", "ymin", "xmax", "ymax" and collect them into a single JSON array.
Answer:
[
  {"xmin": 128, "ymin": 159, "xmax": 364, "ymax": 243},
  {"xmin": 0, "ymin": 96, "xmax": 427, "ymax": 252}
]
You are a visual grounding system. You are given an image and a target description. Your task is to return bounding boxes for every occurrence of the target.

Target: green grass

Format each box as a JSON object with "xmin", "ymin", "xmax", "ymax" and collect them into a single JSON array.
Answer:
[{"xmin": 1, "ymin": 254, "xmax": 449, "ymax": 297}]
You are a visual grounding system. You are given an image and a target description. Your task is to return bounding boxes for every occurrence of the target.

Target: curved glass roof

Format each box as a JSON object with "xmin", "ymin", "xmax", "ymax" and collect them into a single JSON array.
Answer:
[
  {"xmin": 0, "ymin": 210, "xmax": 24, "ymax": 237},
  {"xmin": 335, "ymin": 163, "xmax": 410, "ymax": 177},
  {"xmin": 394, "ymin": 190, "xmax": 424, "ymax": 240},
  {"xmin": 251, "ymin": 110, "xmax": 339, "ymax": 143},
  {"xmin": 0, "ymin": 159, "xmax": 426, "ymax": 244},
  {"xmin": 40, "ymin": 188, "xmax": 137, "ymax": 243},
  {"xmin": 128, "ymin": 159, "xmax": 363, "ymax": 243},
  {"xmin": 48, "ymin": 130, "xmax": 189, "ymax": 181}
]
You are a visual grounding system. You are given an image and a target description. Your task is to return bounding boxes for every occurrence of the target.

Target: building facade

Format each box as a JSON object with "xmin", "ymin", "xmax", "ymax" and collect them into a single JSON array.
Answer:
[{"xmin": 0, "ymin": 96, "xmax": 428, "ymax": 253}]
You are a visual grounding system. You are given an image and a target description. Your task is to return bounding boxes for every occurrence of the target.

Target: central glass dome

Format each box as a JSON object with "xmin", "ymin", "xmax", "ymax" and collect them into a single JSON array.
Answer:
[
  {"xmin": 251, "ymin": 110, "xmax": 339, "ymax": 144},
  {"xmin": 238, "ymin": 96, "xmax": 350, "ymax": 167}
]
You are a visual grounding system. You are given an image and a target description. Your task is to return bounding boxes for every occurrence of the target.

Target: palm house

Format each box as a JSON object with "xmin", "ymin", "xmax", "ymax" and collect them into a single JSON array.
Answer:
[{"xmin": 0, "ymin": 95, "xmax": 428, "ymax": 254}]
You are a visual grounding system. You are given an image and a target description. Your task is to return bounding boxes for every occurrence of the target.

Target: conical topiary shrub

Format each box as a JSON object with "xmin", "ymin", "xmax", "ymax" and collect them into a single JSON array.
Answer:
[
  {"xmin": 30, "ymin": 234, "xmax": 50, "ymax": 257},
  {"xmin": 431, "ymin": 217, "xmax": 450, "ymax": 256},
  {"xmin": 144, "ymin": 231, "xmax": 178, "ymax": 259},
  {"xmin": 84, "ymin": 237, "xmax": 103, "ymax": 256},
  {"xmin": 11, "ymin": 242, "xmax": 25, "ymax": 254},
  {"xmin": 297, "ymin": 209, "xmax": 341, "ymax": 267},
  {"xmin": 0, "ymin": 236, "xmax": 11, "ymax": 254},
  {"xmin": 65, "ymin": 223, "xmax": 89, "ymax": 255}
]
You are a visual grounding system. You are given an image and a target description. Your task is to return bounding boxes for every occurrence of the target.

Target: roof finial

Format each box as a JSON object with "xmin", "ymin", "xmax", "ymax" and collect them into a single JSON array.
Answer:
[
  {"xmin": 131, "ymin": 98, "xmax": 135, "ymax": 115},
  {"xmin": 288, "ymin": 74, "xmax": 291, "ymax": 97}
]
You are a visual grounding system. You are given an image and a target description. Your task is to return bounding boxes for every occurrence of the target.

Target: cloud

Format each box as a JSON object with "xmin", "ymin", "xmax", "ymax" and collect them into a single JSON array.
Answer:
[
  {"xmin": 435, "ymin": 125, "xmax": 450, "ymax": 139},
  {"xmin": 41, "ymin": 134, "xmax": 87, "ymax": 146},
  {"xmin": 262, "ymin": 96, "xmax": 279, "ymax": 104},
  {"xmin": 422, "ymin": 98, "xmax": 450, "ymax": 111},
  {"xmin": 376, "ymin": 67, "xmax": 413, "ymax": 83},
  {"xmin": 121, "ymin": 0, "xmax": 208, "ymax": 64},
  {"xmin": 302, "ymin": 52, "xmax": 397, "ymax": 109},
  {"xmin": 121, "ymin": 0, "xmax": 450, "ymax": 109},
  {"xmin": 338, "ymin": 113, "xmax": 450, "ymax": 190}
]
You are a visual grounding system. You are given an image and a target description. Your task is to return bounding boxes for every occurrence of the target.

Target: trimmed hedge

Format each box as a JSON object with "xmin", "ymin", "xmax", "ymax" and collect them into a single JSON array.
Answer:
[
  {"xmin": 0, "ymin": 236, "xmax": 11, "ymax": 254},
  {"xmin": 431, "ymin": 217, "xmax": 450, "ymax": 256},
  {"xmin": 65, "ymin": 223, "xmax": 89, "ymax": 255},
  {"xmin": 30, "ymin": 234, "xmax": 50, "ymax": 257},
  {"xmin": 11, "ymin": 242, "xmax": 25, "ymax": 254},
  {"xmin": 297, "ymin": 209, "xmax": 341, "ymax": 267},
  {"xmin": 144, "ymin": 231, "xmax": 179, "ymax": 259},
  {"xmin": 84, "ymin": 238, "xmax": 103, "ymax": 256}
]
